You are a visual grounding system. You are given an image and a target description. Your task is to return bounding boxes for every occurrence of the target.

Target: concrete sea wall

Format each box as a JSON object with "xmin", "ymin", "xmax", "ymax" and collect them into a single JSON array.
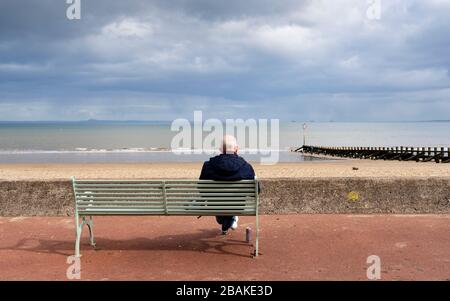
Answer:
[{"xmin": 0, "ymin": 178, "xmax": 449, "ymax": 216}]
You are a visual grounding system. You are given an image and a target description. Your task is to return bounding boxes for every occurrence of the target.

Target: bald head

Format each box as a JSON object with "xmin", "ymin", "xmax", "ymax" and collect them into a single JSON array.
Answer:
[{"xmin": 222, "ymin": 135, "xmax": 238, "ymax": 154}]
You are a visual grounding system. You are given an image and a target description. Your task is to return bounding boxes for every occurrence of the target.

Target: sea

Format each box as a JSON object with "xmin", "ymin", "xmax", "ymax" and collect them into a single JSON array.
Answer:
[{"xmin": 0, "ymin": 121, "xmax": 448, "ymax": 163}]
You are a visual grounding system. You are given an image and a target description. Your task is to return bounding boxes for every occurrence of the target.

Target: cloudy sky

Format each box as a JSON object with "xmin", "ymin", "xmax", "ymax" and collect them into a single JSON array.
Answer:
[{"xmin": 0, "ymin": 0, "xmax": 449, "ymax": 121}]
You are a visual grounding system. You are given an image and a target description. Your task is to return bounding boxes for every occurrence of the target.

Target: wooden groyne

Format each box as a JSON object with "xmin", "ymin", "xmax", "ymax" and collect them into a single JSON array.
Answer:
[{"xmin": 296, "ymin": 145, "xmax": 450, "ymax": 163}]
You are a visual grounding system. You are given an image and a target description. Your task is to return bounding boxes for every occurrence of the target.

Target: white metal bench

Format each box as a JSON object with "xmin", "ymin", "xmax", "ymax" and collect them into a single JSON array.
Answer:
[{"xmin": 71, "ymin": 177, "xmax": 260, "ymax": 257}]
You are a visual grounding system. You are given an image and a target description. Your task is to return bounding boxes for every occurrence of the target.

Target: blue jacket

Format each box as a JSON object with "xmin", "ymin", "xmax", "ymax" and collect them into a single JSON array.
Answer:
[{"xmin": 199, "ymin": 154, "xmax": 255, "ymax": 181}]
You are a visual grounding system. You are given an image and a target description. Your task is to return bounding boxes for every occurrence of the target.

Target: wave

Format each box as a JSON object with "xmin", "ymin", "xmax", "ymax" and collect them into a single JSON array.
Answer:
[
  {"xmin": 0, "ymin": 147, "xmax": 291, "ymax": 155},
  {"xmin": 0, "ymin": 147, "xmax": 171, "ymax": 154}
]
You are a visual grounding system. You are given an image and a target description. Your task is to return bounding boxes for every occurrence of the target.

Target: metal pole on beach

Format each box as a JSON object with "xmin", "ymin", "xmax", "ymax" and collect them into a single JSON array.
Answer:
[{"xmin": 302, "ymin": 123, "xmax": 308, "ymax": 146}]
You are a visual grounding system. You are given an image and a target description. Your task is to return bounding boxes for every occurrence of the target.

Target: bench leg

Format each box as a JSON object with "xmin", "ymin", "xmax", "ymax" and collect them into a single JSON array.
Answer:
[
  {"xmin": 75, "ymin": 216, "xmax": 95, "ymax": 257},
  {"xmin": 254, "ymin": 213, "xmax": 259, "ymax": 258},
  {"xmin": 86, "ymin": 216, "xmax": 96, "ymax": 247},
  {"xmin": 75, "ymin": 217, "xmax": 85, "ymax": 257}
]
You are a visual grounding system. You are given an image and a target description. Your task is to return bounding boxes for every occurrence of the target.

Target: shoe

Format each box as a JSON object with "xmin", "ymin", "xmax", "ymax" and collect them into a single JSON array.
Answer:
[{"xmin": 231, "ymin": 216, "xmax": 239, "ymax": 230}]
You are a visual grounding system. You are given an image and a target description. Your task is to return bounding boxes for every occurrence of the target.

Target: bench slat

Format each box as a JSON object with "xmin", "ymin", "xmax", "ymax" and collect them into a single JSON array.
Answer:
[
  {"xmin": 165, "ymin": 193, "xmax": 255, "ymax": 197},
  {"xmin": 75, "ymin": 180, "xmax": 164, "ymax": 183},
  {"xmin": 78, "ymin": 206, "xmax": 254, "ymax": 210},
  {"xmin": 165, "ymin": 210, "xmax": 256, "ymax": 214},
  {"xmin": 76, "ymin": 193, "xmax": 163, "ymax": 196},
  {"xmin": 75, "ymin": 181, "xmax": 254, "ymax": 184},
  {"xmin": 76, "ymin": 192, "xmax": 253, "ymax": 196},
  {"xmin": 77, "ymin": 197, "xmax": 161, "ymax": 200},
  {"xmin": 167, "ymin": 201, "xmax": 255, "ymax": 204},
  {"xmin": 78, "ymin": 206, "xmax": 165, "ymax": 209},
  {"xmin": 168, "ymin": 188, "xmax": 255, "ymax": 191},
  {"xmin": 76, "ymin": 196, "xmax": 253, "ymax": 201},
  {"xmin": 182, "ymin": 205, "xmax": 256, "ymax": 209},
  {"xmin": 75, "ymin": 184, "xmax": 163, "ymax": 187},
  {"xmin": 77, "ymin": 201, "xmax": 253, "ymax": 205},
  {"xmin": 79, "ymin": 209, "xmax": 165, "ymax": 213},
  {"xmin": 77, "ymin": 201, "xmax": 254, "ymax": 206},
  {"xmin": 78, "ymin": 211, "xmax": 255, "ymax": 216},
  {"xmin": 165, "ymin": 179, "xmax": 255, "ymax": 182},
  {"xmin": 75, "ymin": 179, "xmax": 255, "ymax": 183},
  {"xmin": 166, "ymin": 182, "xmax": 254, "ymax": 188},
  {"xmin": 75, "ymin": 188, "xmax": 163, "ymax": 191}
]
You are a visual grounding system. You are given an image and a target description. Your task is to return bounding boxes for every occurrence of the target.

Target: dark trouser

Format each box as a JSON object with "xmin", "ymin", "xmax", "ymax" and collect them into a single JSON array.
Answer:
[{"xmin": 216, "ymin": 216, "xmax": 234, "ymax": 232}]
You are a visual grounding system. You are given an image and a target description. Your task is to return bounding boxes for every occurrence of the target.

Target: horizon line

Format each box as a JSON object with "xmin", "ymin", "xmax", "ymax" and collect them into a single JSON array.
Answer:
[{"xmin": 0, "ymin": 119, "xmax": 449, "ymax": 123}]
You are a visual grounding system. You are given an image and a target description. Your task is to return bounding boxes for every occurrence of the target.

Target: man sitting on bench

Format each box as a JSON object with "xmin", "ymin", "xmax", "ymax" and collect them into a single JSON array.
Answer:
[{"xmin": 199, "ymin": 135, "xmax": 256, "ymax": 235}]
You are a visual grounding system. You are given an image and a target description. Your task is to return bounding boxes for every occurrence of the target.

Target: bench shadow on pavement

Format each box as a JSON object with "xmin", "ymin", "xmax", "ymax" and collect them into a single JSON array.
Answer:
[{"xmin": 1, "ymin": 229, "xmax": 255, "ymax": 259}]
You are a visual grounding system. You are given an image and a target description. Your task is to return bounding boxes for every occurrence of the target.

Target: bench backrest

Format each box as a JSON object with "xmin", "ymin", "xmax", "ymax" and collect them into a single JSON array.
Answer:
[{"xmin": 72, "ymin": 178, "xmax": 259, "ymax": 216}]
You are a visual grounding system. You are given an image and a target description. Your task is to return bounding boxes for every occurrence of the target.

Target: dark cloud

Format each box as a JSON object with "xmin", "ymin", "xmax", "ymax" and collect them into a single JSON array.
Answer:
[{"xmin": 0, "ymin": 0, "xmax": 449, "ymax": 121}]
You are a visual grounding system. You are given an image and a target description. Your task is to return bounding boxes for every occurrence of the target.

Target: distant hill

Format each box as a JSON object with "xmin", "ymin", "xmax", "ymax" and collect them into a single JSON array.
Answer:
[{"xmin": 0, "ymin": 120, "xmax": 171, "ymax": 124}]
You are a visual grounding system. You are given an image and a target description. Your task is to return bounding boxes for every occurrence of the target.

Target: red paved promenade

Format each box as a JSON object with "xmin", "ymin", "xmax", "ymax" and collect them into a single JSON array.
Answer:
[{"xmin": 0, "ymin": 215, "xmax": 449, "ymax": 280}]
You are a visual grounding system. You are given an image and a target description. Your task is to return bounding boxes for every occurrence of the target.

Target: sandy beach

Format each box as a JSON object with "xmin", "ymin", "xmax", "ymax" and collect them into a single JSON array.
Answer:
[{"xmin": 0, "ymin": 159, "xmax": 449, "ymax": 181}]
